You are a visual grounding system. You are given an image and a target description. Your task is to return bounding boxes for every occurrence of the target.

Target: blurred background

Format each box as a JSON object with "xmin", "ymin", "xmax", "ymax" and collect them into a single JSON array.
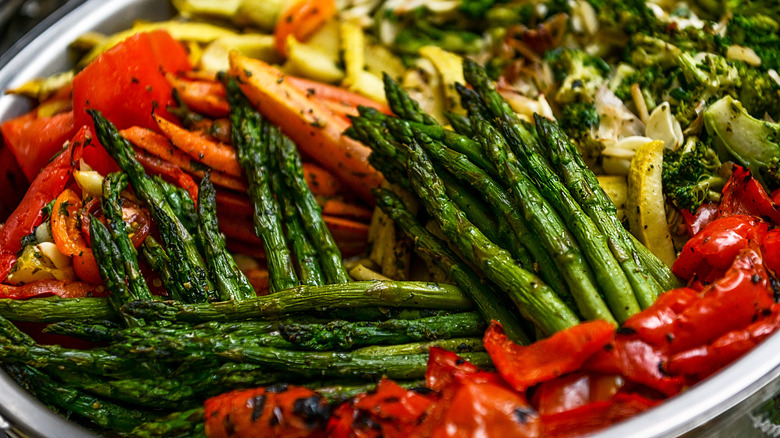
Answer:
[{"xmin": 0, "ymin": 0, "xmax": 83, "ymax": 56}]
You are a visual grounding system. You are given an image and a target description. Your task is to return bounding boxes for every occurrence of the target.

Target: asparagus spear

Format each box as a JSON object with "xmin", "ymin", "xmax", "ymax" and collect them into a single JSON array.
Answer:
[
  {"xmin": 445, "ymin": 111, "xmax": 473, "ymax": 136},
  {"xmin": 374, "ymin": 188, "xmax": 530, "ymax": 343},
  {"xmin": 385, "ymin": 118, "xmax": 571, "ymax": 301},
  {"xmin": 155, "ymin": 175, "xmax": 198, "ymax": 234},
  {"xmin": 0, "ymin": 297, "xmax": 115, "ymax": 322},
  {"xmin": 141, "ymin": 236, "xmax": 187, "ymax": 301},
  {"xmin": 267, "ymin": 146, "xmax": 325, "ymax": 287},
  {"xmin": 122, "ymin": 280, "xmax": 474, "ymax": 322},
  {"xmin": 90, "ymin": 216, "xmax": 145, "ymax": 326},
  {"xmin": 475, "ymin": 119, "xmax": 615, "ymax": 323},
  {"xmin": 89, "ymin": 109, "xmax": 212, "ymax": 302},
  {"xmin": 102, "ymin": 172, "xmax": 153, "ymax": 302},
  {"xmin": 130, "ymin": 407, "xmax": 206, "ymax": 438},
  {"xmin": 383, "ymin": 72, "xmax": 438, "ymax": 125},
  {"xmin": 630, "ymin": 234, "xmax": 682, "ymax": 291},
  {"xmin": 462, "ymin": 61, "xmax": 642, "ymax": 323},
  {"xmin": 404, "ymin": 138, "xmax": 580, "ymax": 335},
  {"xmin": 5, "ymin": 365, "xmax": 154, "ymax": 433},
  {"xmin": 274, "ymin": 129, "xmax": 350, "ymax": 284},
  {"xmin": 197, "ymin": 173, "xmax": 256, "ymax": 301},
  {"xmin": 536, "ymin": 115, "xmax": 663, "ymax": 307},
  {"xmin": 226, "ymin": 78, "xmax": 298, "ymax": 292},
  {"xmin": 280, "ymin": 311, "xmax": 486, "ymax": 350}
]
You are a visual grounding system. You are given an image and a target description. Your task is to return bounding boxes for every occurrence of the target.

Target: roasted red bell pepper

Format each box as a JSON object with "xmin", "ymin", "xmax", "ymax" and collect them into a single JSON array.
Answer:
[
  {"xmin": 719, "ymin": 165, "xmax": 780, "ymax": 224},
  {"xmin": 0, "ymin": 110, "xmax": 76, "ymax": 182},
  {"xmin": 412, "ymin": 372, "xmax": 541, "ymax": 438},
  {"xmin": 541, "ymin": 392, "xmax": 659, "ymax": 437},
  {"xmin": 532, "ymin": 372, "xmax": 626, "ymax": 416},
  {"xmin": 425, "ymin": 346, "xmax": 481, "ymax": 392},
  {"xmin": 762, "ymin": 229, "xmax": 780, "ymax": 275},
  {"xmin": 680, "ymin": 202, "xmax": 718, "ymax": 236},
  {"xmin": 72, "ymin": 30, "xmax": 191, "ymax": 175},
  {"xmin": 483, "ymin": 320, "xmax": 615, "ymax": 392},
  {"xmin": 620, "ymin": 287, "xmax": 700, "ymax": 349},
  {"xmin": 666, "ymin": 304, "xmax": 780, "ymax": 379},
  {"xmin": 672, "ymin": 215, "xmax": 765, "ymax": 283},
  {"xmin": 204, "ymin": 385, "xmax": 329, "ymax": 438},
  {"xmin": 0, "ymin": 126, "xmax": 88, "ymax": 282}
]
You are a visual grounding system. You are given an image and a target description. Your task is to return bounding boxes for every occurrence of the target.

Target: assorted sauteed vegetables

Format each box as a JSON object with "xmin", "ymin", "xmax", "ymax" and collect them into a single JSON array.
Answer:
[{"xmin": 1, "ymin": 0, "xmax": 780, "ymax": 436}]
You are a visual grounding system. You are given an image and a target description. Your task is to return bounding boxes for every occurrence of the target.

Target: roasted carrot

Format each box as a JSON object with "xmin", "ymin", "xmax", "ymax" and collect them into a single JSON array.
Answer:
[
  {"xmin": 121, "ymin": 126, "xmax": 248, "ymax": 192},
  {"xmin": 243, "ymin": 268, "xmax": 270, "ymax": 296},
  {"xmin": 165, "ymin": 72, "xmax": 230, "ymax": 118},
  {"xmin": 229, "ymin": 52, "xmax": 382, "ymax": 203},
  {"xmin": 274, "ymin": 0, "xmax": 336, "ymax": 57},
  {"xmin": 226, "ymin": 239, "xmax": 266, "ymax": 261},
  {"xmin": 286, "ymin": 75, "xmax": 392, "ymax": 114},
  {"xmin": 153, "ymin": 113, "xmax": 243, "ymax": 178},
  {"xmin": 0, "ymin": 279, "xmax": 105, "ymax": 299},
  {"xmin": 321, "ymin": 198, "xmax": 373, "ymax": 221}
]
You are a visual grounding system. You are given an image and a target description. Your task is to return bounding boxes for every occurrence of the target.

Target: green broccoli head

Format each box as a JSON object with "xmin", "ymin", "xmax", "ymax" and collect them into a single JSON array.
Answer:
[
  {"xmin": 735, "ymin": 63, "xmax": 780, "ymax": 121},
  {"xmin": 586, "ymin": 0, "xmax": 658, "ymax": 34},
  {"xmin": 662, "ymin": 136, "xmax": 727, "ymax": 212},
  {"xmin": 726, "ymin": 14, "xmax": 780, "ymax": 70},
  {"xmin": 546, "ymin": 48, "xmax": 610, "ymax": 103},
  {"xmin": 726, "ymin": 1, "xmax": 780, "ymax": 23},
  {"xmin": 558, "ymin": 101, "xmax": 604, "ymax": 169},
  {"xmin": 627, "ymin": 35, "xmax": 682, "ymax": 69},
  {"xmin": 613, "ymin": 64, "xmax": 672, "ymax": 111}
]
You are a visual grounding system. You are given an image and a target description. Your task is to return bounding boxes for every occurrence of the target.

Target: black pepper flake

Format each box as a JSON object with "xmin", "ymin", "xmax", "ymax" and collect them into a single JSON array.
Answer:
[
  {"xmin": 513, "ymin": 407, "xmax": 535, "ymax": 424},
  {"xmin": 292, "ymin": 396, "xmax": 330, "ymax": 430},
  {"xmin": 665, "ymin": 333, "xmax": 674, "ymax": 343},
  {"xmin": 752, "ymin": 274, "xmax": 762, "ymax": 284},
  {"xmin": 411, "ymin": 387, "xmax": 434, "ymax": 395},
  {"xmin": 223, "ymin": 414, "xmax": 236, "ymax": 435},
  {"xmin": 616, "ymin": 327, "xmax": 637, "ymax": 336},
  {"xmin": 455, "ymin": 358, "xmax": 465, "ymax": 366},
  {"xmin": 267, "ymin": 383, "xmax": 289, "ymax": 394}
]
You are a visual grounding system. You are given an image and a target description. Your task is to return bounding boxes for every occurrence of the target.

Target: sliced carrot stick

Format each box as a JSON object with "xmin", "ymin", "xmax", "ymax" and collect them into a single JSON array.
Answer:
[
  {"xmin": 322, "ymin": 215, "xmax": 370, "ymax": 242},
  {"xmin": 166, "ymin": 72, "xmax": 230, "ymax": 118},
  {"xmin": 122, "ymin": 126, "xmax": 247, "ymax": 192},
  {"xmin": 274, "ymin": 0, "xmax": 336, "ymax": 57},
  {"xmin": 321, "ymin": 198, "xmax": 373, "ymax": 221},
  {"xmin": 153, "ymin": 113, "xmax": 243, "ymax": 178},
  {"xmin": 229, "ymin": 52, "xmax": 382, "ymax": 204},
  {"xmin": 319, "ymin": 99, "xmax": 358, "ymax": 121},
  {"xmin": 301, "ymin": 162, "xmax": 343, "ymax": 197},
  {"xmin": 216, "ymin": 189, "xmax": 254, "ymax": 216},
  {"xmin": 286, "ymin": 75, "xmax": 392, "ymax": 114},
  {"xmin": 226, "ymin": 239, "xmax": 266, "ymax": 261},
  {"xmin": 243, "ymin": 268, "xmax": 270, "ymax": 296}
]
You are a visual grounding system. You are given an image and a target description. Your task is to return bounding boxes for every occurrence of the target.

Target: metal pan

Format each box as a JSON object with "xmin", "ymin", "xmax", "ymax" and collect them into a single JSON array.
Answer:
[{"xmin": 0, "ymin": 0, "xmax": 777, "ymax": 436}]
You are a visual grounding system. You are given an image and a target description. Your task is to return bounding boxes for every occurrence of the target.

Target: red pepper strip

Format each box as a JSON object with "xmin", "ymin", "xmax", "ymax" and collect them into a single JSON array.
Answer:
[
  {"xmin": 483, "ymin": 320, "xmax": 615, "ymax": 392},
  {"xmin": 620, "ymin": 287, "xmax": 700, "ymax": 349},
  {"xmin": 532, "ymin": 371, "xmax": 626, "ymax": 416},
  {"xmin": 0, "ymin": 279, "xmax": 105, "ymax": 299},
  {"xmin": 349, "ymin": 379, "xmax": 436, "ymax": 438},
  {"xmin": 325, "ymin": 403, "xmax": 373, "ymax": 438},
  {"xmin": 540, "ymin": 392, "xmax": 659, "ymax": 438},
  {"xmin": 672, "ymin": 215, "xmax": 763, "ymax": 282},
  {"xmin": 204, "ymin": 385, "xmax": 329, "ymax": 438},
  {"xmin": 425, "ymin": 346, "xmax": 481, "ymax": 392},
  {"xmin": 0, "ymin": 126, "xmax": 88, "ymax": 282},
  {"xmin": 666, "ymin": 241, "xmax": 775, "ymax": 354},
  {"xmin": 719, "ymin": 165, "xmax": 780, "ymax": 224},
  {"xmin": 411, "ymin": 372, "xmax": 541, "ymax": 438},
  {"xmin": 666, "ymin": 303, "xmax": 780, "ymax": 379},
  {"xmin": 762, "ymin": 229, "xmax": 780, "ymax": 275},
  {"xmin": 131, "ymin": 148, "xmax": 199, "ymax": 203},
  {"xmin": 0, "ymin": 109, "xmax": 76, "ymax": 182},
  {"xmin": 582, "ymin": 337, "xmax": 686, "ymax": 397},
  {"xmin": 680, "ymin": 202, "xmax": 718, "ymax": 236}
]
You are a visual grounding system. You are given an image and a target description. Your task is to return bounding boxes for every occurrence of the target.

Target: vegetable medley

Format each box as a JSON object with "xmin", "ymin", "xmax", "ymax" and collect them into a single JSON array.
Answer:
[{"xmin": 1, "ymin": 0, "xmax": 780, "ymax": 436}]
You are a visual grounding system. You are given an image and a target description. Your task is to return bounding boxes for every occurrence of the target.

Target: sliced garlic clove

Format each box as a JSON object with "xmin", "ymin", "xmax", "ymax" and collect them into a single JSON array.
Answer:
[
  {"xmin": 74, "ymin": 169, "xmax": 105, "ymax": 199},
  {"xmin": 645, "ymin": 102, "xmax": 683, "ymax": 149},
  {"xmin": 37, "ymin": 242, "xmax": 72, "ymax": 269}
]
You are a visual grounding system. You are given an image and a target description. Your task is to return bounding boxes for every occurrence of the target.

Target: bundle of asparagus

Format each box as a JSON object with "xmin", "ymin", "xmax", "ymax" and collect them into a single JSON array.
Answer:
[
  {"xmin": 0, "ymin": 82, "xmax": 490, "ymax": 435},
  {"xmin": 348, "ymin": 60, "xmax": 680, "ymax": 337}
]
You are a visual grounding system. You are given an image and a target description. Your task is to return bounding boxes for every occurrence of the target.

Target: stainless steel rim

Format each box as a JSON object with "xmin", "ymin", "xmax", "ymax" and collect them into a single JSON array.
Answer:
[{"xmin": 0, "ymin": 1, "xmax": 779, "ymax": 436}]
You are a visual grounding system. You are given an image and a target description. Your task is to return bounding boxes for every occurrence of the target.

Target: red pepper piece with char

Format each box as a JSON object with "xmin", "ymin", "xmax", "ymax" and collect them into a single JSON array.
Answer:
[
  {"xmin": 484, "ymin": 320, "xmax": 615, "ymax": 392},
  {"xmin": 541, "ymin": 392, "xmax": 659, "ymax": 437},
  {"xmin": 204, "ymin": 384, "xmax": 330, "ymax": 438}
]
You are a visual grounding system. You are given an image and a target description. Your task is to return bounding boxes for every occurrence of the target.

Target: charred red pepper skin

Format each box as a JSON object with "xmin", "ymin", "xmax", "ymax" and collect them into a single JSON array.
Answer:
[
  {"xmin": 681, "ymin": 203, "xmax": 719, "ymax": 236},
  {"xmin": 532, "ymin": 372, "xmax": 626, "ymax": 416},
  {"xmin": 0, "ymin": 279, "xmax": 105, "ymax": 299},
  {"xmin": 762, "ymin": 229, "xmax": 780, "ymax": 275},
  {"xmin": 621, "ymin": 287, "xmax": 700, "ymax": 349},
  {"xmin": 0, "ymin": 127, "xmax": 88, "ymax": 282},
  {"xmin": 484, "ymin": 320, "xmax": 615, "ymax": 392},
  {"xmin": 204, "ymin": 385, "xmax": 329, "ymax": 438}
]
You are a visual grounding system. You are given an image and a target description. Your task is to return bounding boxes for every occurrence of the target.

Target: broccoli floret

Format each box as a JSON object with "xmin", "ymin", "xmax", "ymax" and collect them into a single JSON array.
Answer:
[
  {"xmin": 626, "ymin": 35, "xmax": 682, "ymax": 69},
  {"xmin": 586, "ymin": 0, "xmax": 658, "ymax": 34},
  {"xmin": 558, "ymin": 101, "xmax": 605, "ymax": 169},
  {"xmin": 388, "ymin": 7, "xmax": 485, "ymax": 56},
  {"xmin": 726, "ymin": 14, "xmax": 780, "ymax": 71},
  {"xmin": 613, "ymin": 64, "xmax": 672, "ymax": 111},
  {"xmin": 546, "ymin": 48, "xmax": 610, "ymax": 103},
  {"xmin": 726, "ymin": 0, "xmax": 780, "ymax": 23},
  {"xmin": 704, "ymin": 95, "xmax": 780, "ymax": 191},
  {"xmin": 662, "ymin": 136, "xmax": 727, "ymax": 212},
  {"xmin": 459, "ymin": 0, "xmax": 505, "ymax": 18},
  {"xmin": 735, "ymin": 63, "xmax": 780, "ymax": 121}
]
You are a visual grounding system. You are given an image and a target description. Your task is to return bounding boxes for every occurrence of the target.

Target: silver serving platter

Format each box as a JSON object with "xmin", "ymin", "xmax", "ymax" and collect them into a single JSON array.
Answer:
[{"xmin": 0, "ymin": 1, "xmax": 778, "ymax": 436}]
